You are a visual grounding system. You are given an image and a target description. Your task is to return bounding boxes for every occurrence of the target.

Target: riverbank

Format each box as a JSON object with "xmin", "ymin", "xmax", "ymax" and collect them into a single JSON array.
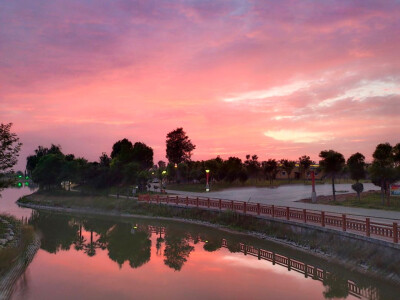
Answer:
[
  {"xmin": 18, "ymin": 191, "xmax": 400, "ymax": 284},
  {"xmin": 299, "ymin": 191, "xmax": 400, "ymax": 212}
]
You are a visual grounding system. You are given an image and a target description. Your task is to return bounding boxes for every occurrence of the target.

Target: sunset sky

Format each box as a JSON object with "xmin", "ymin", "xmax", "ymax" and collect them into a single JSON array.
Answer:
[{"xmin": 1, "ymin": 0, "xmax": 399, "ymax": 169}]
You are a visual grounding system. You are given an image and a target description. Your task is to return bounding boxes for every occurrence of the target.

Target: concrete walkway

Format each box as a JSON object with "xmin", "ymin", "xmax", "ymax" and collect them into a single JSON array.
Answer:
[{"xmin": 166, "ymin": 183, "xmax": 400, "ymax": 222}]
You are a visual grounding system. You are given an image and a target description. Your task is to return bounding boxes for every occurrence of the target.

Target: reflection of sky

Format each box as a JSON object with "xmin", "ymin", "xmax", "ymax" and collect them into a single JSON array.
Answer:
[
  {"xmin": 12, "ymin": 231, "xmax": 359, "ymax": 299},
  {"xmin": 1, "ymin": 1, "xmax": 400, "ymax": 168}
]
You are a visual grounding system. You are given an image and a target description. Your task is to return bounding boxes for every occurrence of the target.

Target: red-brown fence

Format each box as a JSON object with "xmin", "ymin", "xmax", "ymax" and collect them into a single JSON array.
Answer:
[{"xmin": 138, "ymin": 194, "xmax": 400, "ymax": 244}]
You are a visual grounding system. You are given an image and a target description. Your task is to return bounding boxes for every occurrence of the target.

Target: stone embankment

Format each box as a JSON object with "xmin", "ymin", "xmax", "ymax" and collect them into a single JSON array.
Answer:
[
  {"xmin": 0, "ymin": 233, "xmax": 41, "ymax": 300},
  {"xmin": 0, "ymin": 218, "xmax": 16, "ymax": 248}
]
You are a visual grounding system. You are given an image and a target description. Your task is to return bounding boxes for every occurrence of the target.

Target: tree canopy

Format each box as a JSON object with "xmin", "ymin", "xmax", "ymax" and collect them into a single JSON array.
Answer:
[
  {"xmin": 166, "ymin": 128, "xmax": 196, "ymax": 164},
  {"xmin": 0, "ymin": 123, "xmax": 22, "ymax": 190}
]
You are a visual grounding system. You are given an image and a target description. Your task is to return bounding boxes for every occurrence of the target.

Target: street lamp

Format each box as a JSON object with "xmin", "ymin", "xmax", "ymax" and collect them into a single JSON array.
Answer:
[
  {"xmin": 205, "ymin": 169, "xmax": 210, "ymax": 192},
  {"xmin": 161, "ymin": 170, "xmax": 167, "ymax": 192}
]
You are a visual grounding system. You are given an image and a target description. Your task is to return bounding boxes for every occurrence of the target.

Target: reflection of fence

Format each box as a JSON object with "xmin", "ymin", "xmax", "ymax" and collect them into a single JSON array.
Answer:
[
  {"xmin": 138, "ymin": 194, "xmax": 400, "ymax": 244},
  {"xmin": 220, "ymin": 239, "xmax": 379, "ymax": 300}
]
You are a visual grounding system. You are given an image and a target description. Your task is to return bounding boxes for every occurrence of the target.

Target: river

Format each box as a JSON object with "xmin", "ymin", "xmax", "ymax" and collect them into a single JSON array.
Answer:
[{"xmin": 1, "ymin": 187, "xmax": 399, "ymax": 299}]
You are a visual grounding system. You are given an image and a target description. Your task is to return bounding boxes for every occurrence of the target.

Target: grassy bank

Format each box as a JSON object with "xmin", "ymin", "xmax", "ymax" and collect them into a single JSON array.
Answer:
[
  {"xmin": 167, "ymin": 179, "xmax": 371, "ymax": 193},
  {"xmin": 302, "ymin": 191, "xmax": 400, "ymax": 212},
  {"xmin": 0, "ymin": 215, "xmax": 35, "ymax": 274}
]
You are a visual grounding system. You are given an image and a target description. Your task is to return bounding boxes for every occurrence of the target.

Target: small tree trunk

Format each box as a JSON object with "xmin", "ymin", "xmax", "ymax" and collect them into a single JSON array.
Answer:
[
  {"xmin": 381, "ymin": 183, "xmax": 385, "ymax": 206},
  {"xmin": 332, "ymin": 176, "xmax": 336, "ymax": 201}
]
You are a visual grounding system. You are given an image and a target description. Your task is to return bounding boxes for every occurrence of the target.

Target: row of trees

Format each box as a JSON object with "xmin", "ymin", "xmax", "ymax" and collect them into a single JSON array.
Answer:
[{"xmin": 26, "ymin": 138, "xmax": 154, "ymax": 191}]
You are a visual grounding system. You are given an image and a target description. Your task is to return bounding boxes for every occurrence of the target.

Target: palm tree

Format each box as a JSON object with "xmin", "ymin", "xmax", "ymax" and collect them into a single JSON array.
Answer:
[{"xmin": 319, "ymin": 150, "xmax": 345, "ymax": 201}]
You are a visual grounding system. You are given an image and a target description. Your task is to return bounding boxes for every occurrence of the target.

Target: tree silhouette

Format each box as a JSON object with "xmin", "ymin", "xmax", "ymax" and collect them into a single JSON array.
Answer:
[
  {"xmin": 163, "ymin": 230, "xmax": 194, "ymax": 271},
  {"xmin": 319, "ymin": 150, "xmax": 345, "ymax": 201},
  {"xmin": 166, "ymin": 128, "xmax": 196, "ymax": 164},
  {"xmin": 0, "ymin": 123, "xmax": 22, "ymax": 191}
]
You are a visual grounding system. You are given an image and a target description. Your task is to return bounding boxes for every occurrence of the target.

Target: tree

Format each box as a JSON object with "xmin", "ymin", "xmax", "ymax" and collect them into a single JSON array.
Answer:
[
  {"xmin": 319, "ymin": 150, "xmax": 345, "ymax": 201},
  {"xmin": 166, "ymin": 128, "xmax": 196, "ymax": 164},
  {"xmin": 262, "ymin": 159, "xmax": 278, "ymax": 184},
  {"xmin": 280, "ymin": 159, "xmax": 296, "ymax": 182},
  {"xmin": 32, "ymin": 154, "xmax": 65, "ymax": 189},
  {"xmin": 298, "ymin": 155, "xmax": 312, "ymax": 180},
  {"xmin": 369, "ymin": 143, "xmax": 400, "ymax": 205},
  {"xmin": 132, "ymin": 142, "xmax": 154, "ymax": 169},
  {"xmin": 347, "ymin": 152, "xmax": 366, "ymax": 182},
  {"xmin": 111, "ymin": 138, "xmax": 134, "ymax": 164},
  {"xmin": 244, "ymin": 154, "xmax": 261, "ymax": 180},
  {"xmin": 26, "ymin": 144, "xmax": 62, "ymax": 175},
  {"xmin": 0, "ymin": 123, "xmax": 22, "ymax": 190},
  {"xmin": 352, "ymin": 182, "xmax": 364, "ymax": 201}
]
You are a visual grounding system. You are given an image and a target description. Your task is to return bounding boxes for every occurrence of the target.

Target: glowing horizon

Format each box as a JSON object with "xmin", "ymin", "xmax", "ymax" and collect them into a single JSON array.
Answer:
[{"xmin": 1, "ymin": 1, "xmax": 399, "ymax": 169}]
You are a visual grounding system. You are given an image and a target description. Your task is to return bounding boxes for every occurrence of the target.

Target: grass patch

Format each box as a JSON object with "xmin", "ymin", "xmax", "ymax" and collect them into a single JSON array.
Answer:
[{"xmin": 329, "ymin": 192, "xmax": 400, "ymax": 211}]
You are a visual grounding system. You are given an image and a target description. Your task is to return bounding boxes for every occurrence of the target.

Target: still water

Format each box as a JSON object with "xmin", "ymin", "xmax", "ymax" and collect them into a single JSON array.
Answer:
[{"xmin": 2, "ymin": 188, "xmax": 399, "ymax": 300}]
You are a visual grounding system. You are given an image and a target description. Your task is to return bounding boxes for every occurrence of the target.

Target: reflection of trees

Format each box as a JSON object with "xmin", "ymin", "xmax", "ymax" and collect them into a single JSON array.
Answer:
[
  {"xmin": 107, "ymin": 224, "xmax": 151, "ymax": 268},
  {"xmin": 163, "ymin": 229, "xmax": 194, "ymax": 271},
  {"xmin": 203, "ymin": 238, "xmax": 222, "ymax": 252},
  {"xmin": 30, "ymin": 213, "xmax": 78, "ymax": 254},
  {"xmin": 155, "ymin": 228, "xmax": 164, "ymax": 256},
  {"xmin": 226, "ymin": 240, "xmax": 241, "ymax": 253},
  {"xmin": 323, "ymin": 273, "xmax": 349, "ymax": 299},
  {"xmin": 74, "ymin": 223, "xmax": 86, "ymax": 251}
]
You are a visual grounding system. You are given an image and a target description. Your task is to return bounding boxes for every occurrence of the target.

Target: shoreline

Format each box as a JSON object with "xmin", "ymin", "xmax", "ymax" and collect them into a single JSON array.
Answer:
[{"xmin": 17, "ymin": 201, "xmax": 400, "ymax": 285}]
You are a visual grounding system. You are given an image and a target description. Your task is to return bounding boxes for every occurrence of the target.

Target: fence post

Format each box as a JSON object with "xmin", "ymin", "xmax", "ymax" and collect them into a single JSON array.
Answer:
[
  {"xmin": 303, "ymin": 209, "xmax": 307, "ymax": 223},
  {"xmin": 258, "ymin": 248, "xmax": 261, "ymax": 260},
  {"xmin": 196, "ymin": 197, "xmax": 199, "ymax": 208},
  {"xmin": 288, "ymin": 258, "xmax": 291, "ymax": 271},
  {"xmin": 272, "ymin": 205, "xmax": 275, "ymax": 218},
  {"xmin": 257, "ymin": 203, "xmax": 260, "ymax": 215},
  {"xmin": 156, "ymin": 195, "xmax": 159, "ymax": 204},
  {"xmin": 366, "ymin": 218, "xmax": 370, "ymax": 237},
  {"xmin": 321, "ymin": 212, "xmax": 325, "ymax": 227},
  {"xmin": 394, "ymin": 223, "xmax": 398, "ymax": 243},
  {"xmin": 286, "ymin": 207, "xmax": 290, "ymax": 220},
  {"xmin": 231, "ymin": 200, "xmax": 234, "ymax": 211},
  {"xmin": 186, "ymin": 196, "xmax": 188, "ymax": 206},
  {"xmin": 243, "ymin": 202, "xmax": 247, "ymax": 214},
  {"xmin": 208, "ymin": 198, "xmax": 210, "ymax": 208},
  {"xmin": 342, "ymin": 214, "xmax": 346, "ymax": 231},
  {"xmin": 166, "ymin": 195, "xmax": 169, "ymax": 204},
  {"xmin": 176, "ymin": 196, "xmax": 179, "ymax": 205},
  {"xmin": 219, "ymin": 199, "xmax": 222, "ymax": 210}
]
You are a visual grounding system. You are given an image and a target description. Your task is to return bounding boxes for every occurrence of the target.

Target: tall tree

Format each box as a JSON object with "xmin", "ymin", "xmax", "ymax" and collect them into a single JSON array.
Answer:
[
  {"xmin": 319, "ymin": 150, "xmax": 345, "ymax": 201},
  {"xmin": 369, "ymin": 143, "xmax": 399, "ymax": 205},
  {"xmin": 166, "ymin": 128, "xmax": 196, "ymax": 164},
  {"xmin": 298, "ymin": 155, "xmax": 312, "ymax": 180},
  {"xmin": 244, "ymin": 154, "xmax": 261, "ymax": 180},
  {"xmin": 132, "ymin": 142, "xmax": 154, "ymax": 169},
  {"xmin": 111, "ymin": 138, "xmax": 134, "ymax": 163},
  {"xmin": 347, "ymin": 152, "xmax": 366, "ymax": 182},
  {"xmin": 0, "ymin": 123, "xmax": 22, "ymax": 190},
  {"xmin": 262, "ymin": 159, "xmax": 278, "ymax": 184},
  {"xmin": 280, "ymin": 159, "xmax": 296, "ymax": 182}
]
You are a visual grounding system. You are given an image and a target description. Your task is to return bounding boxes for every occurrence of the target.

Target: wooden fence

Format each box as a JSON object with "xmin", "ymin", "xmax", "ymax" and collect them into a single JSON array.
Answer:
[{"xmin": 138, "ymin": 194, "xmax": 400, "ymax": 244}]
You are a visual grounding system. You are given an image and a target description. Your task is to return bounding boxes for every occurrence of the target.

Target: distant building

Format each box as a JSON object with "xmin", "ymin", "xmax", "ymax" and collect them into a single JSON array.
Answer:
[{"xmin": 275, "ymin": 164, "xmax": 323, "ymax": 180}]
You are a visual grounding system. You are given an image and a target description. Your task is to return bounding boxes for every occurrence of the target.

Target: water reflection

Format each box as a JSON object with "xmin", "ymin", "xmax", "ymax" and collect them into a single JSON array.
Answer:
[{"xmin": 18, "ymin": 212, "xmax": 400, "ymax": 299}]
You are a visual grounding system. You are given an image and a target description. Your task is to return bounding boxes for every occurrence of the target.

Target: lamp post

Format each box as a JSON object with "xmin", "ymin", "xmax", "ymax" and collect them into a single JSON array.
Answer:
[
  {"xmin": 161, "ymin": 170, "xmax": 167, "ymax": 193},
  {"xmin": 205, "ymin": 169, "xmax": 210, "ymax": 192}
]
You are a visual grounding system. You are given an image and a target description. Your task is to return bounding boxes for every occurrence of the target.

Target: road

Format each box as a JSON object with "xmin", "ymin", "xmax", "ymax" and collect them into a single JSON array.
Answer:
[{"xmin": 166, "ymin": 183, "xmax": 400, "ymax": 221}]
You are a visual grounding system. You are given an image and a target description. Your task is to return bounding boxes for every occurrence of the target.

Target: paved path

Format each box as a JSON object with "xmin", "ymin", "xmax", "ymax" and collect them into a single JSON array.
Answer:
[{"xmin": 166, "ymin": 183, "xmax": 400, "ymax": 222}]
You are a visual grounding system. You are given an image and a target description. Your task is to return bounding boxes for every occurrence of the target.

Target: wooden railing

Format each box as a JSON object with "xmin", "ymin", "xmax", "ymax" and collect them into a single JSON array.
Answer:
[{"xmin": 138, "ymin": 194, "xmax": 400, "ymax": 244}]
